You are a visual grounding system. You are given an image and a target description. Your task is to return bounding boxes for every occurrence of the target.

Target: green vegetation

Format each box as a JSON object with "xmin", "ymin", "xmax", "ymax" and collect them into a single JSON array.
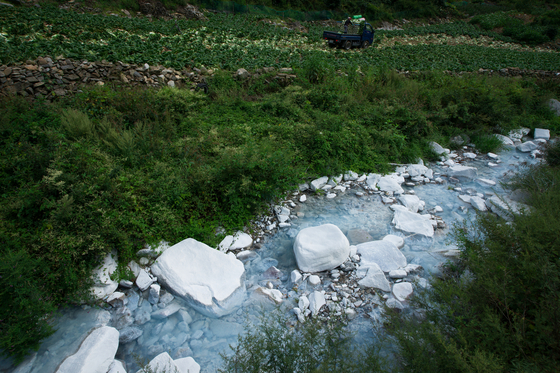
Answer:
[
  {"xmin": 220, "ymin": 310, "xmax": 384, "ymax": 373},
  {"xmin": 1, "ymin": 6, "xmax": 560, "ymax": 71}
]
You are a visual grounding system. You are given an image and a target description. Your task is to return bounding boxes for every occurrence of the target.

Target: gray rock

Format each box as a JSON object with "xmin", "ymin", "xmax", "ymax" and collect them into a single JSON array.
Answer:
[
  {"xmin": 293, "ymin": 224, "xmax": 350, "ymax": 272},
  {"xmin": 135, "ymin": 269, "xmax": 154, "ymax": 292},
  {"xmin": 119, "ymin": 326, "xmax": 143, "ymax": 344},
  {"xmin": 151, "ymin": 238, "xmax": 246, "ymax": 318},
  {"xmin": 91, "ymin": 251, "xmax": 119, "ymax": 300},
  {"xmin": 549, "ymin": 98, "xmax": 560, "ymax": 116},
  {"xmin": 386, "ymin": 298, "xmax": 404, "ymax": 310},
  {"xmin": 534, "ymin": 128, "xmax": 550, "ymax": 140},
  {"xmin": 494, "ymin": 134, "xmax": 514, "ymax": 146},
  {"xmin": 236, "ymin": 68, "xmax": 250, "ymax": 80},
  {"xmin": 447, "ymin": 165, "xmax": 478, "ymax": 180},
  {"xmin": 486, "ymin": 196, "xmax": 530, "ymax": 221},
  {"xmin": 148, "ymin": 284, "xmax": 161, "ymax": 305},
  {"xmin": 517, "ymin": 141, "xmax": 538, "ymax": 153},
  {"xmin": 310, "ymin": 176, "xmax": 329, "ymax": 191},
  {"xmin": 151, "ymin": 302, "xmax": 182, "ymax": 320},
  {"xmin": 429, "ymin": 141, "xmax": 449, "ymax": 155}
]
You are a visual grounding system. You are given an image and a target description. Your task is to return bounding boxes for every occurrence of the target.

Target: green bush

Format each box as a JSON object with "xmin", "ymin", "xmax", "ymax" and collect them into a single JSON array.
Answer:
[
  {"xmin": 220, "ymin": 309, "xmax": 386, "ymax": 373},
  {"xmin": 0, "ymin": 250, "xmax": 57, "ymax": 364}
]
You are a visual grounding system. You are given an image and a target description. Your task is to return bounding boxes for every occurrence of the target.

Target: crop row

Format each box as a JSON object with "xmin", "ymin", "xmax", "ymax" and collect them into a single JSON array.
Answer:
[{"xmin": 1, "ymin": 6, "xmax": 559, "ymax": 71}]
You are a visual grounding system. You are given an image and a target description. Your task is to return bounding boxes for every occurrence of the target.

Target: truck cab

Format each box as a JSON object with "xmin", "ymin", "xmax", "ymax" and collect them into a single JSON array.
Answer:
[{"xmin": 323, "ymin": 22, "xmax": 375, "ymax": 49}]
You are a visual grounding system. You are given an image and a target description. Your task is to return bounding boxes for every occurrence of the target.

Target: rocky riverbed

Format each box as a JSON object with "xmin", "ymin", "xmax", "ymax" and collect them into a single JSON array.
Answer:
[{"xmin": 0, "ymin": 127, "xmax": 553, "ymax": 373}]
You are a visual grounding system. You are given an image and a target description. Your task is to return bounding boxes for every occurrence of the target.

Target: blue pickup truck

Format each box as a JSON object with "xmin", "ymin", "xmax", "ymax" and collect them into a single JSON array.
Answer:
[{"xmin": 323, "ymin": 22, "xmax": 375, "ymax": 49}]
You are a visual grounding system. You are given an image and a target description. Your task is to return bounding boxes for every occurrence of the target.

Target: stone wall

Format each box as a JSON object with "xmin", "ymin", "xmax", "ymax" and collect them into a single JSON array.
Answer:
[{"xmin": 0, "ymin": 57, "xmax": 297, "ymax": 100}]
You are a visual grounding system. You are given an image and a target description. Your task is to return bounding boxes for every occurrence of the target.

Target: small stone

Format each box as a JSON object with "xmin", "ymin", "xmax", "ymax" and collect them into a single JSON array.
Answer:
[{"xmin": 308, "ymin": 275, "xmax": 321, "ymax": 286}]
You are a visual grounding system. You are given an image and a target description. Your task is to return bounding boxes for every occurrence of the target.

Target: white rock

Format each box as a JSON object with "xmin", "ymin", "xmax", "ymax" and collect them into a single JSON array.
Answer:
[
  {"xmin": 388, "ymin": 269, "xmax": 407, "ymax": 279},
  {"xmin": 310, "ymin": 176, "xmax": 329, "ymax": 191},
  {"xmin": 406, "ymin": 164, "xmax": 428, "ymax": 177},
  {"xmin": 136, "ymin": 352, "xmax": 177, "ymax": 373},
  {"xmin": 175, "ymin": 357, "xmax": 201, "ymax": 373},
  {"xmin": 357, "ymin": 240, "xmax": 407, "ymax": 272},
  {"xmin": 308, "ymin": 275, "xmax": 321, "ymax": 286},
  {"xmin": 298, "ymin": 295, "xmax": 310, "ymax": 311},
  {"xmin": 135, "ymin": 269, "xmax": 154, "ymax": 292},
  {"xmin": 404, "ymin": 264, "xmax": 422, "ymax": 273},
  {"xmin": 293, "ymin": 224, "xmax": 350, "ymax": 273},
  {"xmin": 357, "ymin": 262, "xmax": 391, "ymax": 292},
  {"xmin": 107, "ymin": 360, "xmax": 127, "ymax": 373},
  {"xmin": 151, "ymin": 238, "xmax": 245, "ymax": 318},
  {"xmin": 469, "ymin": 196, "xmax": 487, "ymax": 211},
  {"xmin": 256, "ymin": 287, "xmax": 283, "ymax": 304},
  {"xmin": 487, "ymin": 152, "xmax": 498, "ymax": 159},
  {"xmin": 218, "ymin": 231, "xmax": 253, "ymax": 252},
  {"xmin": 151, "ymin": 302, "xmax": 182, "ymax": 320},
  {"xmin": 334, "ymin": 185, "xmax": 346, "ymax": 192},
  {"xmin": 517, "ymin": 141, "xmax": 538, "ymax": 153},
  {"xmin": 494, "ymin": 134, "xmax": 514, "ymax": 146},
  {"xmin": 308, "ymin": 291, "xmax": 326, "ymax": 316},
  {"xmin": 349, "ymin": 245, "xmax": 357, "ymax": 257},
  {"xmin": 398, "ymin": 194, "xmax": 422, "ymax": 213},
  {"xmin": 444, "ymin": 159, "xmax": 455, "ymax": 166},
  {"xmin": 390, "ymin": 205, "xmax": 434, "ymax": 238},
  {"xmin": 486, "ymin": 196, "xmax": 530, "ymax": 221},
  {"xmin": 326, "ymin": 193, "xmax": 336, "ymax": 199},
  {"xmin": 382, "ymin": 235, "xmax": 404, "ymax": 249},
  {"xmin": 392, "ymin": 282, "xmax": 413, "ymax": 302},
  {"xmin": 448, "ymin": 165, "xmax": 478, "ymax": 180},
  {"xmin": 430, "ymin": 141, "xmax": 449, "ymax": 155},
  {"xmin": 344, "ymin": 171, "xmax": 359, "ymax": 181},
  {"xmin": 345, "ymin": 308, "xmax": 357, "ymax": 320},
  {"xmin": 56, "ymin": 326, "xmax": 119, "ymax": 373},
  {"xmin": 299, "ymin": 194, "xmax": 307, "ymax": 202},
  {"xmin": 127, "ymin": 261, "xmax": 142, "ymax": 277},
  {"xmin": 459, "ymin": 195, "xmax": 471, "ymax": 203},
  {"xmin": 477, "ymin": 178, "xmax": 496, "ymax": 186},
  {"xmin": 386, "ymin": 298, "xmax": 404, "ymax": 310},
  {"xmin": 91, "ymin": 252, "xmax": 119, "ymax": 300},
  {"xmin": 366, "ymin": 173, "xmax": 381, "ymax": 189},
  {"xmin": 291, "ymin": 269, "xmax": 302, "ymax": 283},
  {"xmin": 463, "ymin": 152, "xmax": 477, "ymax": 159},
  {"xmin": 377, "ymin": 176, "xmax": 404, "ymax": 194},
  {"xmin": 236, "ymin": 250, "xmax": 257, "ymax": 261}
]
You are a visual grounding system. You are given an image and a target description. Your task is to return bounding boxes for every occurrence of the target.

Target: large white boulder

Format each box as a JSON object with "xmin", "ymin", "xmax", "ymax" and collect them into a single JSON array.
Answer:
[
  {"xmin": 447, "ymin": 165, "xmax": 478, "ymax": 180},
  {"xmin": 151, "ymin": 238, "xmax": 246, "ymax": 318},
  {"xmin": 56, "ymin": 326, "xmax": 119, "ymax": 373},
  {"xmin": 293, "ymin": 224, "xmax": 350, "ymax": 272},
  {"xmin": 357, "ymin": 240, "xmax": 407, "ymax": 272},
  {"xmin": 391, "ymin": 205, "xmax": 434, "ymax": 238},
  {"xmin": 310, "ymin": 176, "xmax": 329, "ymax": 191},
  {"xmin": 90, "ymin": 251, "xmax": 119, "ymax": 300},
  {"xmin": 406, "ymin": 164, "xmax": 429, "ymax": 177}
]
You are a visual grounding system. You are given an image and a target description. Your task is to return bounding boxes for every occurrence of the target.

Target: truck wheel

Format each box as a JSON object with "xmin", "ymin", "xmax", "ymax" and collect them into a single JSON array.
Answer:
[
  {"xmin": 344, "ymin": 41, "xmax": 352, "ymax": 50},
  {"xmin": 361, "ymin": 41, "xmax": 370, "ymax": 48}
]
